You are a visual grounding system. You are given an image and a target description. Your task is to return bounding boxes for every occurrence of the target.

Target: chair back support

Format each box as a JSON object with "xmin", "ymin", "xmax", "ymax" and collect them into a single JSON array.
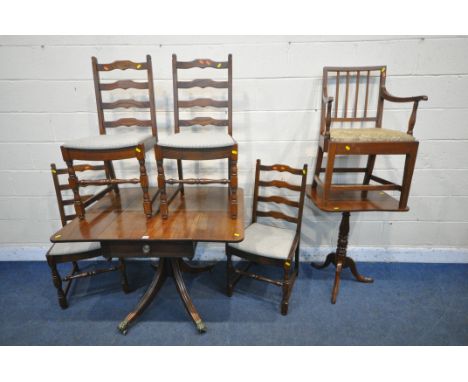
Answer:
[
  {"xmin": 51, "ymin": 163, "xmax": 113, "ymax": 227},
  {"xmin": 252, "ymin": 159, "xmax": 308, "ymax": 234},
  {"xmin": 172, "ymin": 54, "xmax": 233, "ymax": 135},
  {"xmin": 322, "ymin": 65, "xmax": 387, "ymax": 131},
  {"xmin": 92, "ymin": 55, "xmax": 158, "ymax": 139}
]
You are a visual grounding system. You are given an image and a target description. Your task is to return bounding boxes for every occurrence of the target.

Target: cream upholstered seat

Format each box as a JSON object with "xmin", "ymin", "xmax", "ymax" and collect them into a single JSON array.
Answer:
[
  {"xmin": 330, "ymin": 128, "xmax": 414, "ymax": 143},
  {"xmin": 48, "ymin": 241, "xmax": 101, "ymax": 256},
  {"xmin": 227, "ymin": 223, "xmax": 296, "ymax": 260},
  {"xmin": 63, "ymin": 132, "xmax": 156, "ymax": 151},
  {"xmin": 158, "ymin": 131, "xmax": 235, "ymax": 149}
]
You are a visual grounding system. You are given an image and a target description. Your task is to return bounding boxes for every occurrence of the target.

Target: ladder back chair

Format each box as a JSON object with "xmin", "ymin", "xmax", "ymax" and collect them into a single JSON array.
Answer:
[
  {"xmin": 311, "ymin": 65, "xmax": 428, "ymax": 209},
  {"xmin": 47, "ymin": 163, "xmax": 130, "ymax": 309},
  {"xmin": 155, "ymin": 54, "xmax": 238, "ymax": 219},
  {"xmin": 61, "ymin": 55, "xmax": 158, "ymax": 220},
  {"xmin": 226, "ymin": 159, "xmax": 308, "ymax": 315}
]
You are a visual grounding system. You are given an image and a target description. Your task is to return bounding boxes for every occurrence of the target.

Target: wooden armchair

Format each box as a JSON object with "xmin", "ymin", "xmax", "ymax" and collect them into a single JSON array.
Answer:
[
  {"xmin": 47, "ymin": 163, "xmax": 130, "ymax": 309},
  {"xmin": 311, "ymin": 66, "xmax": 428, "ymax": 209},
  {"xmin": 226, "ymin": 160, "xmax": 307, "ymax": 315},
  {"xmin": 155, "ymin": 54, "xmax": 238, "ymax": 219},
  {"xmin": 61, "ymin": 55, "xmax": 158, "ymax": 220}
]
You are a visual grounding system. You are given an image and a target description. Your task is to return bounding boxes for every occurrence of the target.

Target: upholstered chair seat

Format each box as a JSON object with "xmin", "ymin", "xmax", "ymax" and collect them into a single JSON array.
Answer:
[
  {"xmin": 228, "ymin": 223, "xmax": 296, "ymax": 260},
  {"xmin": 158, "ymin": 131, "xmax": 235, "ymax": 149},
  {"xmin": 48, "ymin": 242, "xmax": 101, "ymax": 256},
  {"xmin": 63, "ymin": 132, "xmax": 156, "ymax": 151},
  {"xmin": 330, "ymin": 128, "xmax": 415, "ymax": 143}
]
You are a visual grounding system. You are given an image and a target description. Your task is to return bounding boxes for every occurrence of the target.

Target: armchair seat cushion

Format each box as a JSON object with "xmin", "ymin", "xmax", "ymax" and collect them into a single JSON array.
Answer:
[
  {"xmin": 158, "ymin": 131, "xmax": 235, "ymax": 149},
  {"xmin": 330, "ymin": 128, "xmax": 415, "ymax": 143},
  {"xmin": 48, "ymin": 241, "xmax": 101, "ymax": 256},
  {"xmin": 227, "ymin": 223, "xmax": 296, "ymax": 260},
  {"xmin": 63, "ymin": 132, "xmax": 156, "ymax": 151}
]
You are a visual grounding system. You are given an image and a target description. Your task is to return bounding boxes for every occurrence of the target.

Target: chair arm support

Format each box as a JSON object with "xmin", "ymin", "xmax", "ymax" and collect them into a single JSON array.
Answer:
[
  {"xmin": 321, "ymin": 94, "xmax": 334, "ymax": 136},
  {"xmin": 381, "ymin": 87, "xmax": 428, "ymax": 135},
  {"xmin": 381, "ymin": 87, "xmax": 428, "ymax": 103}
]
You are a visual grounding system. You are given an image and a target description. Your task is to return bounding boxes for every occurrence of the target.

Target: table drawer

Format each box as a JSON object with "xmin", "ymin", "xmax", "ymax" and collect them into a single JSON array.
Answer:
[{"xmin": 102, "ymin": 240, "xmax": 196, "ymax": 259}]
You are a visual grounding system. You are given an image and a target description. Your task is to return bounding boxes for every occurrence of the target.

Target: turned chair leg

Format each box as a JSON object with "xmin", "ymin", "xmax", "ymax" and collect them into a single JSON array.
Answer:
[
  {"xmin": 362, "ymin": 154, "xmax": 377, "ymax": 199},
  {"xmin": 155, "ymin": 146, "xmax": 169, "ymax": 219},
  {"xmin": 229, "ymin": 145, "xmax": 238, "ymax": 219},
  {"xmin": 312, "ymin": 146, "xmax": 324, "ymax": 189},
  {"xmin": 177, "ymin": 159, "xmax": 185, "ymax": 196},
  {"xmin": 119, "ymin": 258, "xmax": 130, "ymax": 293},
  {"xmin": 136, "ymin": 146, "xmax": 152, "ymax": 219},
  {"xmin": 281, "ymin": 265, "xmax": 291, "ymax": 316},
  {"xmin": 47, "ymin": 258, "xmax": 68, "ymax": 309}
]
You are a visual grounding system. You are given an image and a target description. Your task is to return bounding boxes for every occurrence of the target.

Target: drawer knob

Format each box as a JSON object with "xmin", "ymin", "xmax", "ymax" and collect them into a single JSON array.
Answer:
[{"xmin": 142, "ymin": 244, "xmax": 151, "ymax": 254}]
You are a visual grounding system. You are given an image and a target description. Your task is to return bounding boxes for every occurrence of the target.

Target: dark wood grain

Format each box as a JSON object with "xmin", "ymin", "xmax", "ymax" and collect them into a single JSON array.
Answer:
[{"xmin": 51, "ymin": 187, "xmax": 244, "ymax": 244}]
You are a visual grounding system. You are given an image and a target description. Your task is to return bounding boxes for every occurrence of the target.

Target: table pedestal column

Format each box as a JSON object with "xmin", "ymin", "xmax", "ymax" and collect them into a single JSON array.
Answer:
[{"xmin": 312, "ymin": 211, "xmax": 374, "ymax": 304}]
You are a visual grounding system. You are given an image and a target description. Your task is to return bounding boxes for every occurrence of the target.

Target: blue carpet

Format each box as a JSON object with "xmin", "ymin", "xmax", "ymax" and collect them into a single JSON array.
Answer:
[{"xmin": 0, "ymin": 260, "xmax": 467, "ymax": 345}]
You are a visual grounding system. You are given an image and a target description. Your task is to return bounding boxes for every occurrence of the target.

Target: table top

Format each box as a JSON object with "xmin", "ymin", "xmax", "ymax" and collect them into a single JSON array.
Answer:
[
  {"xmin": 307, "ymin": 185, "xmax": 409, "ymax": 212},
  {"xmin": 51, "ymin": 187, "xmax": 244, "ymax": 243}
]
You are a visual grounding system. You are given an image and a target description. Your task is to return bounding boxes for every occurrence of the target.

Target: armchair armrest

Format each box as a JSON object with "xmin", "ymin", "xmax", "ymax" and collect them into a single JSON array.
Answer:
[
  {"xmin": 380, "ymin": 87, "xmax": 428, "ymax": 135},
  {"xmin": 381, "ymin": 87, "xmax": 428, "ymax": 103}
]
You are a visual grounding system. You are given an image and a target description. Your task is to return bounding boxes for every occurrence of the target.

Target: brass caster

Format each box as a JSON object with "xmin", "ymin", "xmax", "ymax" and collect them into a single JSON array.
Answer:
[{"xmin": 196, "ymin": 320, "xmax": 207, "ymax": 334}]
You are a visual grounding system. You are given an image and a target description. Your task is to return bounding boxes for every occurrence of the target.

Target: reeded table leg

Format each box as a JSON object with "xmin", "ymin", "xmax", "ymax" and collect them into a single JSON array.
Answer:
[
  {"xmin": 118, "ymin": 256, "xmax": 210, "ymax": 335},
  {"xmin": 118, "ymin": 259, "xmax": 167, "ymax": 335},
  {"xmin": 311, "ymin": 212, "xmax": 373, "ymax": 304},
  {"xmin": 172, "ymin": 259, "xmax": 207, "ymax": 333}
]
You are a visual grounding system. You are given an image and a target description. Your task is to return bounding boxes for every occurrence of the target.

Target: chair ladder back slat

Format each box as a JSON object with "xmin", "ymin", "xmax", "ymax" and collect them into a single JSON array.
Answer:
[
  {"xmin": 172, "ymin": 54, "xmax": 232, "ymax": 135},
  {"xmin": 93, "ymin": 56, "xmax": 157, "ymax": 138},
  {"xmin": 253, "ymin": 160, "xmax": 308, "ymax": 233}
]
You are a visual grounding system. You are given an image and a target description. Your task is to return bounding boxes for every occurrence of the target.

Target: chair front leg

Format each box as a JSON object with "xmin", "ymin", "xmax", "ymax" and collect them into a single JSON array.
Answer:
[
  {"xmin": 136, "ymin": 146, "xmax": 152, "ymax": 219},
  {"xmin": 399, "ymin": 145, "xmax": 418, "ymax": 209},
  {"xmin": 229, "ymin": 145, "xmax": 238, "ymax": 219},
  {"xmin": 155, "ymin": 146, "xmax": 169, "ymax": 219},
  {"xmin": 47, "ymin": 257, "xmax": 68, "ymax": 309},
  {"xmin": 281, "ymin": 262, "xmax": 291, "ymax": 316}
]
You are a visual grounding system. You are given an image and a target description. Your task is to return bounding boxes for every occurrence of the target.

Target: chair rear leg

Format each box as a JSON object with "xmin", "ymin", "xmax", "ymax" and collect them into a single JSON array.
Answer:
[
  {"xmin": 136, "ymin": 146, "xmax": 152, "ymax": 219},
  {"xmin": 229, "ymin": 145, "xmax": 238, "ymax": 219},
  {"xmin": 362, "ymin": 154, "xmax": 377, "ymax": 198},
  {"xmin": 399, "ymin": 146, "xmax": 418, "ymax": 209},
  {"xmin": 312, "ymin": 146, "xmax": 324, "ymax": 189},
  {"xmin": 155, "ymin": 146, "xmax": 169, "ymax": 219},
  {"xmin": 47, "ymin": 257, "xmax": 68, "ymax": 309},
  {"xmin": 177, "ymin": 159, "xmax": 184, "ymax": 196},
  {"xmin": 105, "ymin": 160, "xmax": 119, "ymax": 195},
  {"xmin": 119, "ymin": 258, "xmax": 130, "ymax": 293}
]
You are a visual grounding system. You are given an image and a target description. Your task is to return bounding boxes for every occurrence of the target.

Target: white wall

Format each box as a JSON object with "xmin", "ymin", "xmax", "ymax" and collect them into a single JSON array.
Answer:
[{"xmin": 1, "ymin": 35, "xmax": 467, "ymax": 262}]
